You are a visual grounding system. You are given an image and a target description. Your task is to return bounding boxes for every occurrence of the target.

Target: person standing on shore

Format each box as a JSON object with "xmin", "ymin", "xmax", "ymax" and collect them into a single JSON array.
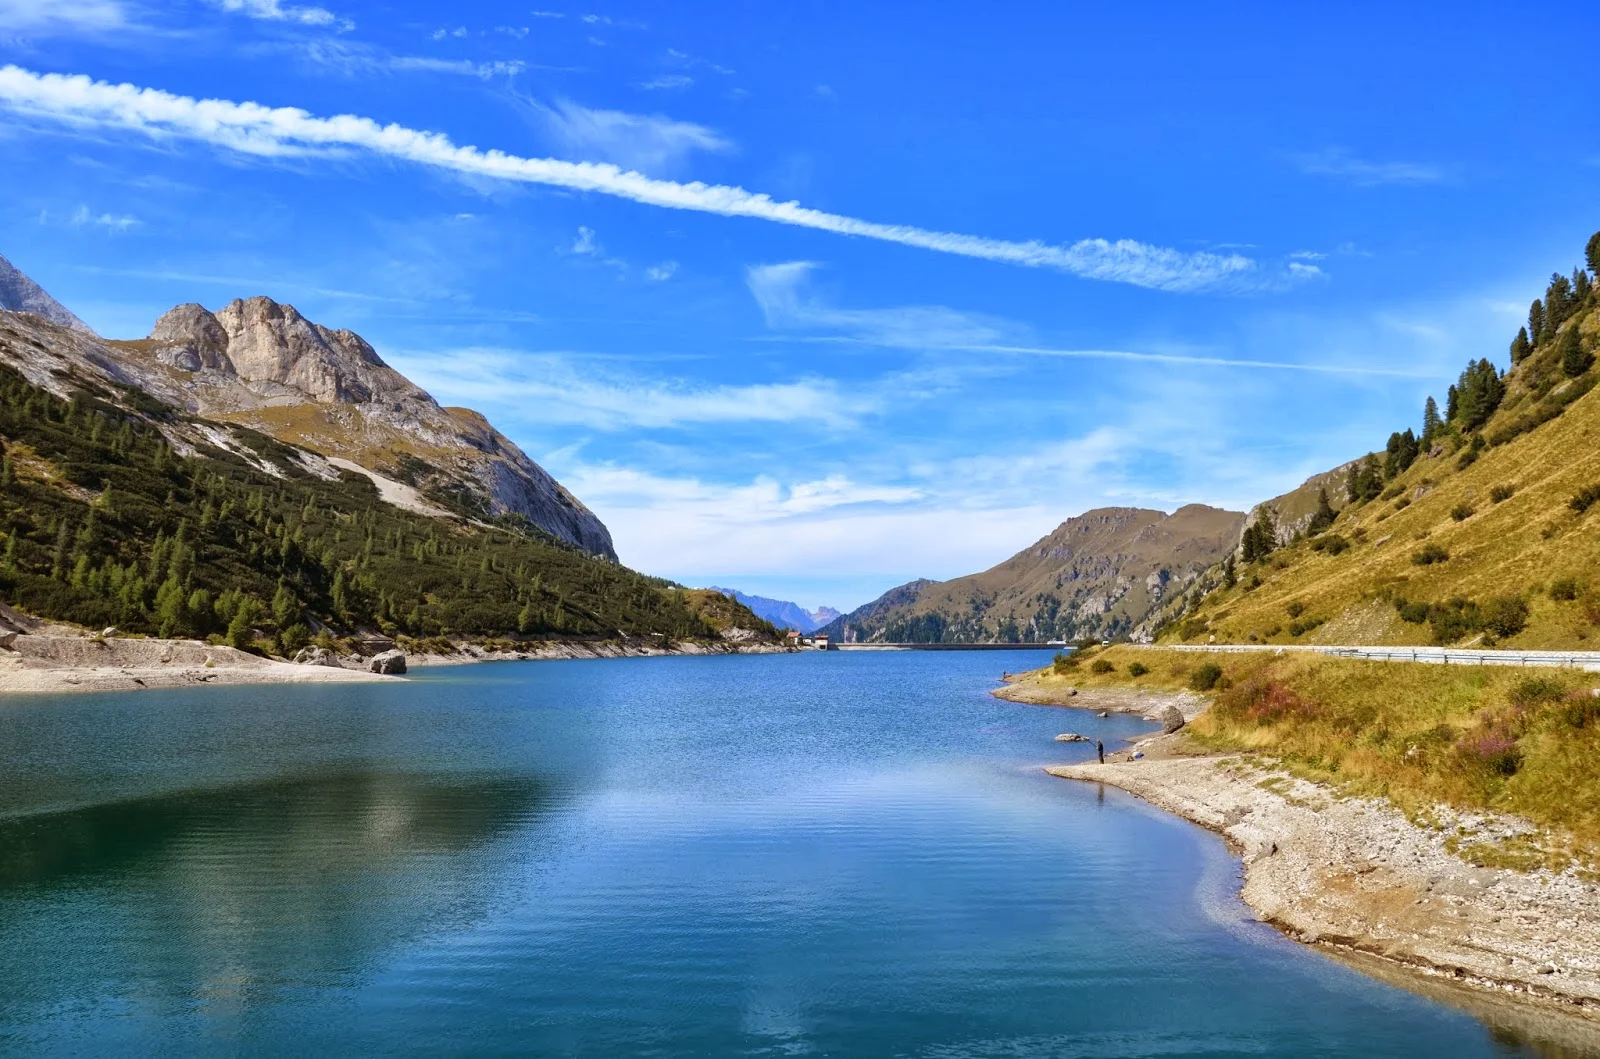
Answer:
[{"xmin": 1096, "ymin": 740, "xmax": 1104, "ymax": 765}]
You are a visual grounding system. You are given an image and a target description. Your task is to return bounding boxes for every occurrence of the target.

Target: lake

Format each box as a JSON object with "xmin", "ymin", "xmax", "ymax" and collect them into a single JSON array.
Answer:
[{"xmin": 0, "ymin": 650, "xmax": 1579, "ymax": 1055}]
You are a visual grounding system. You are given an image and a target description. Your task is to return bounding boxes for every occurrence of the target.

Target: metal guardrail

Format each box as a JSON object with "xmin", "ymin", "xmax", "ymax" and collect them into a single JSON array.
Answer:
[{"xmin": 1151, "ymin": 643, "xmax": 1600, "ymax": 669}]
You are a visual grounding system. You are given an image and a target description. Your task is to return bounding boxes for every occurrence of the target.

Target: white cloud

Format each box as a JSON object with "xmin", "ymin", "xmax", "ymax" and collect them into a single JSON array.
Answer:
[
  {"xmin": 0, "ymin": 65, "xmax": 1285, "ymax": 292},
  {"xmin": 0, "ymin": 0, "xmax": 127, "ymax": 33},
  {"xmin": 209, "ymin": 0, "xmax": 350, "ymax": 30},
  {"xmin": 645, "ymin": 260, "xmax": 678, "ymax": 281},
  {"xmin": 570, "ymin": 225, "xmax": 599, "ymax": 255},
  {"xmin": 385, "ymin": 347, "xmax": 882, "ymax": 430},
  {"xmin": 70, "ymin": 204, "xmax": 139, "ymax": 230},
  {"xmin": 1297, "ymin": 148, "xmax": 1444, "ymax": 187},
  {"xmin": 389, "ymin": 56, "xmax": 525, "ymax": 79},
  {"xmin": 526, "ymin": 95, "xmax": 731, "ymax": 171}
]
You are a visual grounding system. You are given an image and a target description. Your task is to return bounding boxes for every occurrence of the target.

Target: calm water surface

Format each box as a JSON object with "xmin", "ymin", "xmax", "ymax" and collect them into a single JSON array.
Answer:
[{"xmin": 0, "ymin": 651, "xmax": 1576, "ymax": 1055}]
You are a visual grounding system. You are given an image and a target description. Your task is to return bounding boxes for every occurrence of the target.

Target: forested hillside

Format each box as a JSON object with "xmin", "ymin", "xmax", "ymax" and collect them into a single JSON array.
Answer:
[
  {"xmin": 0, "ymin": 331, "xmax": 776, "ymax": 654},
  {"xmin": 1157, "ymin": 231, "xmax": 1600, "ymax": 649}
]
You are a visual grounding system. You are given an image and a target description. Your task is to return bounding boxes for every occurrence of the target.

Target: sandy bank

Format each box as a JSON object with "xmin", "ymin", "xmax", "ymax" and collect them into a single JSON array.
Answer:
[
  {"xmin": 408, "ymin": 640, "xmax": 792, "ymax": 667},
  {"xmin": 991, "ymin": 677, "xmax": 1207, "ymax": 725},
  {"xmin": 1047, "ymin": 747, "xmax": 1600, "ymax": 1014},
  {"xmin": 0, "ymin": 633, "xmax": 394, "ymax": 695}
]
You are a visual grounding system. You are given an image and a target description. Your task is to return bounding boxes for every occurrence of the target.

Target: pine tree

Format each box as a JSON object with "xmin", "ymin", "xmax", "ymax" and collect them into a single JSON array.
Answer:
[
  {"xmin": 1221, "ymin": 553, "xmax": 1236, "ymax": 588},
  {"xmin": 1307, "ymin": 487, "xmax": 1336, "ymax": 535},
  {"xmin": 1546, "ymin": 273, "xmax": 1573, "ymax": 332},
  {"xmin": 1588, "ymin": 231, "xmax": 1600, "ymax": 277},
  {"xmin": 1574, "ymin": 268, "xmax": 1591, "ymax": 304},
  {"xmin": 1510, "ymin": 327, "xmax": 1531, "ymax": 363},
  {"xmin": 1446, "ymin": 384, "xmax": 1459, "ymax": 422},
  {"xmin": 1421, "ymin": 396, "xmax": 1441, "ymax": 447},
  {"xmin": 1529, "ymin": 299, "xmax": 1546, "ymax": 345},
  {"xmin": 1453, "ymin": 358, "xmax": 1505, "ymax": 431},
  {"xmin": 227, "ymin": 601, "xmax": 256, "ymax": 651},
  {"xmin": 1559, "ymin": 326, "xmax": 1592, "ymax": 378}
]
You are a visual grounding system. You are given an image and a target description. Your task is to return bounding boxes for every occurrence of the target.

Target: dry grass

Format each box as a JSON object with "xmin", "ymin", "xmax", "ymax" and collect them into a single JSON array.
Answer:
[
  {"xmin": 1165, "ymin": 336, "xmax": 1600, "ymax": 650},
  {"xmin": 1045, "ymin": 646, "xmax": 1600, "ymax": 860}
]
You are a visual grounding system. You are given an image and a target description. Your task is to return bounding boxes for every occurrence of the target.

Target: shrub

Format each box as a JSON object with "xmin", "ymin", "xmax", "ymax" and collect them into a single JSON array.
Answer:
[
  {"xmin": 1572, "ymin": 484, "xmax": 1600, "ymax": 514},
  {"xmin": 1287, "ymin": 616, "xmax": 1325, "ymax": 638},
  {"xmin": 1427, "ymin": 597, "xmax": 1479, "ymax": 644},
  {"xmin": 1454, "ymin": 728, "xmax": 1522, "ymax": 776},
  {"xmin": 1051, "ymin": 650, "xmax": 1078, "ymax": 674},
  {"xmin": 1411, "ymin": 543, "xmax": 1450, "ymax": 565},
  {"xmin": 1550, "ymin": 578, "xmax": 1579, "ymax": 601},
  {"xmin": 1285, "ymin": 601, "xmax": 1304, "ymax": 618},
  {"xmin": 1310, "ymin": 534, "xmax": 1350, "ymax": 555},
  {"xmin": 1456, "ymin": 448, "xmax": 1479, "ymax": 470},
  {"xmin": 1480, "ymin": 596, "xmax": 1529, "ymax": 638},
  {"xmin": 1393, "ymin": 496, "xmax": 1411, "ymax": 511},
  {"xmin": 1489, "ymin": 484, "xmax": 1515, "ymax": 503},
  {"xmin": 1127, "ymin": 661, "xmax": 1149, "ymax": 678},
  {"xmin": 1178, "ymin": 618, "xmax": 1209, "ymax": 640},
  {"xmin": 1508, "ymin": 676, "xmax": 1566, "ymax": 712},
  {"xmin": 1090, "ymin": 658, "xmax": 1115, "ymax": 674},
  {"xmin": 1397, "ymin": 600, "xmax": 1429, "ymax": 624},
  {"xmin": 1188, "ymin": 662, "xmax": 1223, "ymax": 692},
  {"xmin": 1215, "ymin": 674, "xmax": 1318, "ymax": 725},
  {"xmin": 1560, "ymin": 694, "xmax": 1600, "ymax": 729},
  {"xmin": 1450, "ymin": 502, "xmax": 1475, "ymax": 522}
]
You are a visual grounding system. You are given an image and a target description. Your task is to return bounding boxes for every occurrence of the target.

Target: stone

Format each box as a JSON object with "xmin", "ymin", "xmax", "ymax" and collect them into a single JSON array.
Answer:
[
  {"xmin": 1158, "ymin": 703, "xmax": 1186, "ymax": 734},
  {"xmin": 292, "ymin": 645, "xmax": 344, "ymax": 668},
  {"xmin": 369, "ymin": 649, "xmax": 407, "ymax": 675},
  {"xmin": 0, "ymin": 630, "xmax": 16, "ymax": 650},
  {"xmin": 1054, "ymin": 732, "xmax": 1089, "ymax": 742},
  {"xmin": 100, "ymin": 626, "xmax": 118, "ymax": 638}
]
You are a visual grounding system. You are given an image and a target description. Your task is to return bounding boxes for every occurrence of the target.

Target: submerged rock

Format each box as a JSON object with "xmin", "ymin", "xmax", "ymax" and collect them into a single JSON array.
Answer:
[
  {"xmin": 1054, "ymin": 732, "xmax": 1089, "ymax": 742},
  {"xmin": 369, "ymin": 649, "xmax": 407, "ymax": 675}
]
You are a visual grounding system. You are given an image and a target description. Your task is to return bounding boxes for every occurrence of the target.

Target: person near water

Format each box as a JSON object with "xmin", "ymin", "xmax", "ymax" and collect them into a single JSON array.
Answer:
[{"xmin": 1096, "ymin": 740, "xmax": 1104, "ymax": 764}]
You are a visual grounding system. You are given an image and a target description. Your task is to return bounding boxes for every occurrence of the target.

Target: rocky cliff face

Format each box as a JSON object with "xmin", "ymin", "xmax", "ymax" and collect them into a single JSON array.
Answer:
[
  {"xmin": 0, "ymin": 253, "xmax": 94, "ymax": 335},
  {"xmin": 135, "ymin": 297, "xmax": 615, "ymax": 558},
  {"xmin": 820, "ymin": 506, "xmax": 1245, "ymax": 644}
]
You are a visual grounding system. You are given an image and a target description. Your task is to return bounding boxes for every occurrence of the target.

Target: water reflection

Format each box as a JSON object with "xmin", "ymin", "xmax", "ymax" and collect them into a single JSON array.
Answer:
[{"xmin": 0, "ymin": 770, "xmax": 552, "ymax": 1018}]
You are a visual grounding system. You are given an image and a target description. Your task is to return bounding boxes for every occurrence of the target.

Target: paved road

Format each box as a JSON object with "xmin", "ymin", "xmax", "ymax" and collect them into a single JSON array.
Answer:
[{"xmin": 1155, "ymin": 643, "xmax": 1600, "ymax": 670}]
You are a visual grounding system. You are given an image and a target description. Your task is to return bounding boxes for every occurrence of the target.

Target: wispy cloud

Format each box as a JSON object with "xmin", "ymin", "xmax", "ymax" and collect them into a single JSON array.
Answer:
[
  {"xmin": 638, "ymin": 74, "xmax": 693, "ymax": 91},
  {"xmin": 0, "ymin": 0, "xmax": 128, "ymax": 33},
  {"xmin": 747, "ymin": 261, "xmax": 1418, "ymax": 377},
  {"xmin": 69, "ymin": 204, "xmax": 138, "ymax": 231},
  {"xmin": 748, "ymin": 261, "xmax": 1011, "ymax": 347},
  {"xmin": 0, "ymin": 66, "xmax": 1292, "ymax": 292},
  {"xmin": 208, "ymin": 0, "xmax": 350, "ymax": 30},
  {"xmin": 645, "ymin": 260, "xmax": 678, "ymax": 281},
  {"xmin": 1296, "ymin": 148, "xmax": 1445, "ymax": 187},
  {"xmin": 390, "ymin": 56, "xmax": 526, "ymax": 79},
  {"xmin": 387, "ymin": 347, "xmax": 882, "ymax": 430},
  {"xmin": 523, "ymin": 95, "xmax": 732, "ymax": 172}
]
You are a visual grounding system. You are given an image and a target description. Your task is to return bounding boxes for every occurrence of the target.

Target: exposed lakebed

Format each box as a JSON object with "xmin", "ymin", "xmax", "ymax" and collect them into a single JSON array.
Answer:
[{"xmin": 0, "ymin": 650, "xmax": 1583, "ymax": 1055}]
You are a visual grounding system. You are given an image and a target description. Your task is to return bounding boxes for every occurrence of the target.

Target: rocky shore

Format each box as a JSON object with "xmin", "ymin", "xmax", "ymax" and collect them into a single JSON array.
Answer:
[
  {"xmin": 0, "ymin": 627, "xmax": 795, "ymax": 697},
  {"xmin": 1022, "ymin": 684, "xmax": 1600, "ymax": 1019}
]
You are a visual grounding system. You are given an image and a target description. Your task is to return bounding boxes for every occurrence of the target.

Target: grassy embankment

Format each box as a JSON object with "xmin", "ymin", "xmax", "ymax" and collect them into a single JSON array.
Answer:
[
  {"xmin": 1044, "ymin": 645, "xmax": 1600, "ymax": 869},
  {"xmin": 1157, "ymin": 276, "xmax": 1600, "ymax": 651}
]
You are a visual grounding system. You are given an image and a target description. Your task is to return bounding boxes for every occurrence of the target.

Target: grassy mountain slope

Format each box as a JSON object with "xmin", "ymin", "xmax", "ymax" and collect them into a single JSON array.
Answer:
[
  {"xmin": 0, "ymin": 314, "xmax": 778, "ymax": 653},
  {"xmin": 1161, "ymin": 245, "xmax": 1600, "ymax": 650},
  {"xmin": 822, "ymin": 505, "xmax": 1245, "ymax": 644}
]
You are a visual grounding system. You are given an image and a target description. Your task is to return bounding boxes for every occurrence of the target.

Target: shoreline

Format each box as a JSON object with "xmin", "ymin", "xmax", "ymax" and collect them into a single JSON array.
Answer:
[
  {"xmin": 1023, "ymin": 686, "xmax": 1600, "ymax": 1019},
  {"xmin": 0, "ymin": 631, "xmax": 792, "ymax": 697}
]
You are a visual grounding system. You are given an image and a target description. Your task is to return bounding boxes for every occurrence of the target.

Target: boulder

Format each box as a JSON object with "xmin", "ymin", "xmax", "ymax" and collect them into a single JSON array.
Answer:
[
  {"xmin": 292, "ymin": 645, "xmax": 344, "ymax": 668},
  {"xmin": 369, "ymin": 649, "xmax": 407, "ymax": 675},
  {"xmin": 0, "ymin": 630, "xmax": 16, "ymax": 650},
  {"xmin": 1157, "ymin": 703, "xmax": 1186, "ymax": 734},
  {"xmin": 1054, "ymin": 732, "xmax": 1089, "ymax": 742}
]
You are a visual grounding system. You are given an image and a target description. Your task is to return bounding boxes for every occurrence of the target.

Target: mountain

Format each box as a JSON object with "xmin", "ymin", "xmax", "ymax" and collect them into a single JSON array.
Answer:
[
  {"xmin": 820, "ymin": 505, "xmax": 1246, "ymax": 644},
  {"xmin": 0, "ymin": 259, "xmax": 779, "ymax": 650},
  {"xmin": 1159, "ymin": 233, "xmax": 1600, "ymax": 649},
  {"xmin": 113, "ymin": 297, "xmax": 615, "ymax": 557},
  {"xmin": 707, "ymin": 587, "xmax": 839, "ymax": 633},
  {"xmin": 0, "ymin": 253, "xmax": 94, "ymax": 335}
]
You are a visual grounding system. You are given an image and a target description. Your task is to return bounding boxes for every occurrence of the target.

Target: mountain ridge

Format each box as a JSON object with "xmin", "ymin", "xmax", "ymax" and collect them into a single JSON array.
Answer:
[{"xmin": 706, "ymin": 587, "xmax": 839, "ymax": 633}]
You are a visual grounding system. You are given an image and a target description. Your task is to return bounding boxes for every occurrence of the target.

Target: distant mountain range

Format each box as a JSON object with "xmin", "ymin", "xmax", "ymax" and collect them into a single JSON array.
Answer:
[
  {"xmin": 818, "ymin": 506, "xmax": 1246, "ymax": 644},
  {"xmin": 707, "ymin": 587, "xmax": 839, "ymax": 633}
]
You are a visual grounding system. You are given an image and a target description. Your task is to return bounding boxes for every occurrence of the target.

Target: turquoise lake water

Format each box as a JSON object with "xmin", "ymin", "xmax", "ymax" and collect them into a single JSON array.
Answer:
[{"xmin": 0, "ymin": 650, "xmax": 1577, "ymax": 1055}]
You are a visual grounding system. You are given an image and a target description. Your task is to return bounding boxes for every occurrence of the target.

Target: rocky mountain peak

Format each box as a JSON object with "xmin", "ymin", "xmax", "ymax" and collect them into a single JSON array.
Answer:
[
  {"xmin": 0, "ymin": 253, "xmax": 95, "ymax": 335},
  {"xmin": 149, "ymin": 296, "xmax": 428, "ymax": 408}
]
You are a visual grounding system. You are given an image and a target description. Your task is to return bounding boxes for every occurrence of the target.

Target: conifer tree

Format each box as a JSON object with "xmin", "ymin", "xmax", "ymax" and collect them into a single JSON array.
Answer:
[
  {"xmin": 1529, "ymin": 299, "xmax": 1546, "ymax": 345},
  {"xmin": 1510, "ymin": 327, "xmax": 1531, "ymax": 363},
  {"xmin": 1307, "ymin": 487, "xmax": 1336, "ymax": 535},
  {"xmin": 1421, "ymin": 396, "xmax": 1441, "ymax": 447},
  {"xmin": 1588, "ymin": 231, "xmax": 1600, "ymax": 277},
  {"xmin": 1559, "ymin": 326, "xmax": 1592, "ymax": 378},
  {"xmin": 1446, "ymin": 384, "xmax": 1459, "ymax": 422},
  {"xmin": 1221, "ymin": 553, "xmax": 1236, "ymax": 588}
]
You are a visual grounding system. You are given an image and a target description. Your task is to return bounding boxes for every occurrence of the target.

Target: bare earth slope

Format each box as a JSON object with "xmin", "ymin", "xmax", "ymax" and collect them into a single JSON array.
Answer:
[{"xmin": 823, "ymin": 505, "xmax": 1245, "ymax": 643}]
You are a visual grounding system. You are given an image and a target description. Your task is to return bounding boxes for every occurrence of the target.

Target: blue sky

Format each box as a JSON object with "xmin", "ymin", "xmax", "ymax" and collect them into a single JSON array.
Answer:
[{"xmin": 2, "ymin": 1, "xmax": 1596, "ymax": 611}]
